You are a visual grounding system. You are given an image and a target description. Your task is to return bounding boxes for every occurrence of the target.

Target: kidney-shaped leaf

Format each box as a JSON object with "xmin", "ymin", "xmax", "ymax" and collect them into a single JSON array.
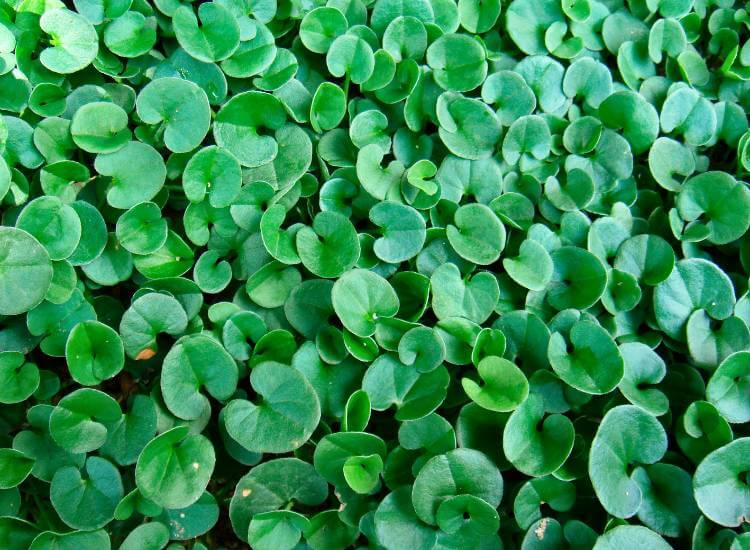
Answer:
[
  {"xmin": 136, "ymin": 77, "xmax": 211, "ymax": 153},
  {"xmin": 503, "ymin": 393, "xmax": 575, "ymax": 477},
  {"xmin": 229, "ymin": 458, "xmax": 328, "ymax": 541},
  {"xmin": 50, "ymin": 456, "xmax": 123, "ymax": 531},
  {"xmin": 213, "ymin": 91, "xmax": 287, "ymax": 168},
  {"xmin": 224, "ymin": 362, "xmax": 321, "ymax": 453},
  {"xmin": 161, "ymin": 334, "xmax": 238, "ymax": 421},
  {"xmin": 49, "ymin": 388, "xmax": 122, "ymax": 454},
  {"xmin": 693, "ymin": 438, "xmax": 750, "ymax": 527},
  {"xmin": 332, "ymin": 269, "xmax": 399, "ymax": 337},
  {"xmin": 39, "ymin": 9, "xmax": 98, "ymax": 74},
  {"xmin": 412, "ymin": 448, "xmax": 503, "ymax": 525},
  {"xmin": 462, "ymin": 356, "xmax": 528, "ymax": 412},
  {"xmin": 589, "ymin": 405, "xmax": 667, "ymax": 519},
  {"xmin": 135, "ymin": 426, "xmax": 215, "ymax": 510}
]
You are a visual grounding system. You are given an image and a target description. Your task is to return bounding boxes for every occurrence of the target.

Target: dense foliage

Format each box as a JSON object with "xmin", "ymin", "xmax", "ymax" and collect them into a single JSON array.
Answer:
[{"xmin": 0, "ymin": 0, "xmax": 749, "ymax": 548}]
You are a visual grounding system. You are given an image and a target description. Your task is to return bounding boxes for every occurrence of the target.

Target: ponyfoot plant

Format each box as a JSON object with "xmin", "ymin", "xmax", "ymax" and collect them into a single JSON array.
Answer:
[{"xmin": 0, "ymin": 0, "xmax": 749, "ymax": 548}]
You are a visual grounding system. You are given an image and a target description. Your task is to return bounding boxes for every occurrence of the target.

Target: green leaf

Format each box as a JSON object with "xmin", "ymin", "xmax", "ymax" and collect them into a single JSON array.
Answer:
[
  {"xmin": 694, "ymin": 438, "xmax": 750, "ymax": 527},
  {"xmin": 446, "ymin": 203, "xmax": 506, "ymax": 265},
  {"xmin": 103, "ymin": 11, "xmax": 157, "ymax": 58},
  {"xmin": 136, "ymin": 77, "xmax": 212, "ymax": 153},
  {"xmin": 677, "ymin": 171, "xmax": 750, "ymax": 245},
  {"xmin": 213, "ymin": 91, "xmax": 287, "ymax": 168},
  {"xmin": 100, "ymin": 394, "xmax": 157, "ymax": 467},
  {"xmin": 310, "ymin": 82, "xmax": 346, "ymax": 133},
  {"xmin": 119, "ymin": 522, "xmax": 169, "ymax": 550},
  {"xmin": 589, "ymin": 405, "xmax": 667, "ymax": 519},
  {"xmin": 0, "ymin": 449, "xmax": 34, "ymax": 489},
  {"xmin": 398, "ymin": 326, "xmax": 445, "ymax": 373},
  {"xmin": 547, "ymin": 246, "xmax": 608, "ymax": 310},
  {"xmin": 593, "ymin": 525, "xmax": 671, "ymax": 550},
  {"xmin": 70, "ymin": 101, "xmax": 130, "ymax": 154},
  {"xmin": 314, "ymin": 431, "xmax": 386, "ymax": 488},
  {"xmin": 0, "ymin": 351, "xmax": 39, "ymax": 404},
  {"xmin": 161, "ymin": 334, "xmax": 238, "ymax": 421},
  {"xmin": 503, "ymin": 393, "xmax": 575, "ymax": 476},
  {"xmin": 135, "ymin": 426, "xmax": 215, "ymax": 509},
  {"xmin": 173, "ymin": 2, "xmax": 240, "ymax": 62},
  {"xmin": 502, "ymin": 239, "xmax": 553, "ymax": 291},
  {"xmin": 157, "ymin": 491, "xmax": 219, "ymax": 540},
  {"xmin": 115, "ymin": 202, "xmax": 168, "ymax": 255},
  {"xmin": 327, "ymin": 34, "xmax": 375, "ymax": 84},
  {"xmin": 427, "ymin": 33, "xmax": 487, "ymax": 92},
  {"xmin": 362, "ymin": 353, "xmax": 449, "ymax": 420},
  {"xmin": 65, "ymin": 320, "xmax": 124, "ymax": 386},
  {"xmin": 548, "ymin": 320, "xmax": 624, "ymax": 395},
  {"xmin": 514, "ymin": 476, "xmax": 576, "ymax": 530},
  {"xmin": 332, "ymin": 269, "xmax": 399, "ymax": 337},
  {"xmin": 182, "ymin": 146, "xmax": 242, "ymax": 208},
  {"xmin": 412, "ymin": 448, "xmax": 502, "ymax": 525},
  {"xmin": 50, "ymin": 456, "xmax": 123, "ymax": 530},
  {"xmin": 618, "ymin": 342, "xmax": 668, "ymax": 416},
  {"xmin": 343, "ymin": 454, "xmax": 384, "ymax": 493},
  {"xmin": 224, "ymin": 362, "xmax": 320, "ymax": 453},
  {"xmin": 229, "ymin": 458, "xmax": 327, "ymax": 541},
  {"xmin": 248, "ymin": 510, "xmax": 310, "ymax": 550},
  {"xmin": 300, "ymin": 7, "xmax": 348, "ymax": 54},
  {"xmin": 707, "ymin": 351, "xmax": 750, "ymax": 423},
  {"xmin": 29, "ymin": 529, "xmax": 111, "ymax": 550},
  {"xmin": 437, "ymin": 494, "xmax": 500, "ymax": 535},
  {"xmin": 0, "ymin": 227, "xmax": 53, "ymax": 315},
  {"xmin": 296, "ymin": 211, "xmax": 360, "ymax": 278},
  {"xmin": 370, "ymin": 201, "xmax": 427, "ymax": 263},
  {"xmin": 437, "ymin": 93, "xmax": 501, "ymax": 160},
  {"xmin": 119, "ymin": 292, "xmax": 188, "ymax": 359},
  {"xmin": 654, "ymin": 258, "xmax": 735, "ymax": 341},
  {"xmin": 633, "ymin": 463, "xmax": 699, "ymax": 537},
  {"xmin": 95, "ymin": 141, "xmax": 166, "ymax": 209},
  {"xmin": 614, "ymin": 234, "xmax": 675, "ymax": 286},
  {"xmin": 462, "ymin": 356, "xmax": 528, "ymax": 412},
  {"xmin": 16, "ymin": 196, "xmax": 81, "ymax": 261},
  {"xmin": 49, "ymin": 388, "xmax": 122, "ymax": 454},
  {"xmin": 599, "ymin": 91, "xmax": 659, "ymax": 154},
  {"xmin": 39, "ymin": 9, "xmax": 98, "ymax": 74}
]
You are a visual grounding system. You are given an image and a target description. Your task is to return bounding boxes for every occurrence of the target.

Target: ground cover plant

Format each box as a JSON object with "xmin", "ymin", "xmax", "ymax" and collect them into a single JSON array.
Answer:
[{"xmin": 0, "ymin": 0, "xmax": 749, "ymax": 548}]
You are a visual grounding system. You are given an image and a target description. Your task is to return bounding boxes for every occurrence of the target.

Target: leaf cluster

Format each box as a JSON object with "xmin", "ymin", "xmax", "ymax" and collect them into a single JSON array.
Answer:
[{"xmin": 0, "ymin": 0, "xmax": 750, "ymax": 548}]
